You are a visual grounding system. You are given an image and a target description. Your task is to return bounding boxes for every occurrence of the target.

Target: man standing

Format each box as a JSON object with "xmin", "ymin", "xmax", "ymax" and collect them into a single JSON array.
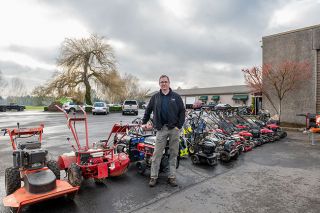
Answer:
[{"xmin": 142, "ymin": 74, "xmax": 185, "ymax": 187}]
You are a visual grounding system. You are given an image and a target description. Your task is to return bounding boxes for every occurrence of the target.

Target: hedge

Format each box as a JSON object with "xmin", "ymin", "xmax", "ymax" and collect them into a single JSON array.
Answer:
[
  {"xmin": 85, "ymin": 106, "xmax": 92, "ymax": 112},
  {"xmin": 109, "ymin": 106, "xmax": 122, "ymax": 112}
]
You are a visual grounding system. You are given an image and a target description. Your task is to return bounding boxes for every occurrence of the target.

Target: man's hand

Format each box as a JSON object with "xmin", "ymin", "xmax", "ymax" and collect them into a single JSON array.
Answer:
[{"xmin": 174, "ymin": 127, "xmax": 180, "ymax": 131}]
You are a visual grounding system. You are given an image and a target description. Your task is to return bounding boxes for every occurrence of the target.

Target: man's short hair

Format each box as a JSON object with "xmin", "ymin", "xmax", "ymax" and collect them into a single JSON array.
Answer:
[{"xmin": 159, "ymin": 74, "xmax": 170, "ymax": 83}]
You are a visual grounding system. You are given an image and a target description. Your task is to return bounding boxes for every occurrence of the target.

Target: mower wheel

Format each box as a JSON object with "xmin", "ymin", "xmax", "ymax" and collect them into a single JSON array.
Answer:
[
  {"xmin": 190, "ymin": 155, "xmax": 199, "ymax": 164},
  {"xmin": 116, "ymin": 144, "xmax": 126, "ymax": 153},
  {"xmin": 68, "ymin": 163, "xmax": 82, "ymax": 187},
  {"xmin": 136, "ymin": 161, "xmax": 146, "ymax": 175},
  {"xmin": 238, "ymin": 146, "xmax": 243, "ymax": 155},
  {"xmin": 219, "ymin": 151, "xmax": 230, "ymax": 162},
  {"xmin": 281, "ymin": 132, "xmax": 287, "ymax": 138},
  {"xmin": 47, "ymin": 160, "xmax": 60, "ymax": 179},
  {"xmin": 207, "ymin": 158, "xmax": 217, "ymax": 166},
  {"xmin": 5, "ymin": 167, "xmax": 21, "ymax": 195},
  {"xmin": 232, "ymin": 150, "xmax": 240, "ymax": 160},
  {"xmin": 188, "ymin": 145, "xmax": 195, "ymax": 155}
]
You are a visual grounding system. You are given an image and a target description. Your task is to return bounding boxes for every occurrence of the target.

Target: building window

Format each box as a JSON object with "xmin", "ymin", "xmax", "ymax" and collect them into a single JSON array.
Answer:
[{"xmin": 234, "ymin": 99, "xmax": 247, "ymax": 105}]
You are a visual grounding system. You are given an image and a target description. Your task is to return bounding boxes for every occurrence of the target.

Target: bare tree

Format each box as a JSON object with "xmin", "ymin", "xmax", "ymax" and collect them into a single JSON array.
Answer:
[
  {"xmin": 41, "ymin": 34, "xmax": 121, "ymax": 105},
  {"xmin": 0, "ymin": 70, "xmax": 8, "ymax": 97},
  {"xmin": 10, "ymin": 77, "xmax": 27, "ymax": 97},
  {"xmin": 118, "ymin": 74, "xmax": 150, "ymax": 102},
  {"xmin": 242, "ymin": 60, "xmax": 312, "ymax": 123}
]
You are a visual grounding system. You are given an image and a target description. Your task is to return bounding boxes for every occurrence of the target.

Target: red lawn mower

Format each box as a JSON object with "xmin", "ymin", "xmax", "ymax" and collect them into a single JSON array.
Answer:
[
  {"xmin": 2, "ymin": 123, "xmax": 79, "ymax": 213},
  {"xmin": 56, "ymin": 105, "xmax": 130, "ymax": 187}
]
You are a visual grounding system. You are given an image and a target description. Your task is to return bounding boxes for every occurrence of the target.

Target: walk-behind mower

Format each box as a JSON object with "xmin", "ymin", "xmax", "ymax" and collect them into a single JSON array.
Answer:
[
  {"xmin": 189, "ymin": 133, "xmax": 218, "ymax": 166},
  {"xmin": 2, "ymin": 123, "xmax": 79, "ymax": 213},
  {"xmin": 56, "ymin": 106, "xmax": 130, "ymax": 187},
  {"xmin": 111, "ymin": 123, "xmax": 181, "ymax": 175},
  {"xmin": 184, "ymin": 112, "xmax": 218, "ymax": 166},
  {"xmin": 135, "ymin": 135, "xmax": 181, "ymax": 175}
]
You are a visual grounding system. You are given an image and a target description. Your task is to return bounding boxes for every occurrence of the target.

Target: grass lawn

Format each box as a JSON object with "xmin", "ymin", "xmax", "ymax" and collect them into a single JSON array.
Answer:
[{"xmin": 25, "ymin": 106, "xmax": 45, "ymax": 111}]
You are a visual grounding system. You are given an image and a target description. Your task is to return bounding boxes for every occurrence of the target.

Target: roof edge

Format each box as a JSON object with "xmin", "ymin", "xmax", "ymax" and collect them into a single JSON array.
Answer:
[{"xmin": 263, "ymin": 24, "xmax": 320, "ymax": 39}]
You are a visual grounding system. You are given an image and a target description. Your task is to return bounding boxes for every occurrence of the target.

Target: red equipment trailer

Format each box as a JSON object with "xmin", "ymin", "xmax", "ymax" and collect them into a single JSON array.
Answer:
[
  {"xmin": 2, "ymin": 124, "xmax": 79, "ymax": 213},
  {"xmin": 56, "ymin": 105, "xmax": 130, "ymax": 186}
]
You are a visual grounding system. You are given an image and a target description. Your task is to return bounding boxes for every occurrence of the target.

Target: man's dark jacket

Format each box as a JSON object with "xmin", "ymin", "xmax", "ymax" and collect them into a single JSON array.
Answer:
[{"xmin": 142, "ymin": 88, "xmax": 185, "ymax": 130}]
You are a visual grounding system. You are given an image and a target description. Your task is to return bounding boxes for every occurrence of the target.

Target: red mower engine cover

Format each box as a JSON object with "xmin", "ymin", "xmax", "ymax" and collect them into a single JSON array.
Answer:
[
  {"xmin": 238, "ymin": 131, "xmax": 253, "ymax": 137},
  {"xmin": 236, "ymin": 124, "xmax": 247, "ymax": 129},
  {"xmin": 57, "ymin": 152, "xmax": 77, "ymax": 170},
  {"xmin": 137, "ymin": 143, "xmax": 154, "ymax": 156},
  {"xmin": 109, "ymin": 152, "xmax": 130, "ymax": 177},
  {"xmin": 260, "ymin": 128, "xmax": 273, "ymax": 134},
  {"xmin": 244, "ymin": 145, "xmax": 253, "ymax": 152},
  {"xmin": 267, "ymin": 124, "xmax": 280, "ymax": 130}
]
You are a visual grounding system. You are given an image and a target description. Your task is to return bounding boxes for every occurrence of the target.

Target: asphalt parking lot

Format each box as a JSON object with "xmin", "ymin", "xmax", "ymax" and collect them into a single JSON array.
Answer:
[{"xmin": 0, "ymin": 110, "xmax": 320, "ymax": 213}]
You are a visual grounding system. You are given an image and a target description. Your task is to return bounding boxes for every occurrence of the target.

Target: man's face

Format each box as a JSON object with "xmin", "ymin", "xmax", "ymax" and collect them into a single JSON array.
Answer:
[{"xmin": 159, "ymin": 77, "xmax": 170, "ymax": 91}]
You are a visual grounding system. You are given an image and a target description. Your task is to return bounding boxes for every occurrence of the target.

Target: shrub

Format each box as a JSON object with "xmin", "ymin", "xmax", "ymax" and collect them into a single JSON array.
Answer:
[
  {"xmin": 109, "ymin": 106, "xmax": 122, "ymax": 112},
  {"xmin": 47, "ymin": 101, "xmax": 62, "ymax": 112},
  {"xmin": 85, "ymin": 106, "xmax": 92, "ymax": 112}
]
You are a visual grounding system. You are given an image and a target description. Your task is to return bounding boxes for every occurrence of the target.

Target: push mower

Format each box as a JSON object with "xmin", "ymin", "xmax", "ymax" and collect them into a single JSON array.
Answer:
[
  {"xmin": 185, "ymin": 112, "xmax": 218, "ymax": 166},
  {"xmin": 56, "ymin": 106, "xmax": 130, "ymax": 187},
  {"xmin": 189, "ymin": 133, "xmax": 218, "ymax": 166},
  {"xmin": 2, "ymin": 123, "xmax": 79, "ymax": 213},
  {"xmin": 111, "ymin": 123, "xmax": 181, "ymax": 175},
  {"xmin": 135, "ymin": 135, "xmax": 181, "ymax": 175}
]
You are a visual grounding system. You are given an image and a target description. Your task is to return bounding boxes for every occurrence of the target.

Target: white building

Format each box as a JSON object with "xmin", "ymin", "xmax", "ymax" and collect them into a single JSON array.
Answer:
[{"xmin": 147, "ymin": 85, "xmax": 259, "ymax": 110}]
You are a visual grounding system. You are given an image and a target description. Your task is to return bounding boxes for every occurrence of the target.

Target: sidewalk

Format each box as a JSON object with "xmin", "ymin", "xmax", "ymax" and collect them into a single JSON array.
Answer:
[{"xmin": 134, "ymin": 131, "xmax": 320, "ymax": 213}]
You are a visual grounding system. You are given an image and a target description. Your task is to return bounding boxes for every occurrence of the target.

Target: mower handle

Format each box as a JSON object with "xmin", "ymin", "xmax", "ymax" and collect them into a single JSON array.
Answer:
[{"xmin": 1, "ymin": 128, "xmax": 7, "ymax": 136}]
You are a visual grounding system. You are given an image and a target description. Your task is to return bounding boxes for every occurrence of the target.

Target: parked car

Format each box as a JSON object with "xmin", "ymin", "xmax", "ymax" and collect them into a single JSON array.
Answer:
[
  {"xmin": 62, "ymin": 102, "xmax": 80, "ymax": 113},
  {"xmin": 122, "ymin": 100, "xmax": 138, "ymax": 115},
  {"xmin": 0, "ymin": 103, "xmax": 25, "ymax": 111},
  {"xmin": 92, "ymin": 102, "xmax": 109, "ymax": 115}
]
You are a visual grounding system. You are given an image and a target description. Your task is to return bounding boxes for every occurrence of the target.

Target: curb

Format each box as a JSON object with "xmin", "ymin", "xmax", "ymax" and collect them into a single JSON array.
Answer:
[{"xmin": 281, "ymin": 127, "xmax": 305, "ymax": 132}]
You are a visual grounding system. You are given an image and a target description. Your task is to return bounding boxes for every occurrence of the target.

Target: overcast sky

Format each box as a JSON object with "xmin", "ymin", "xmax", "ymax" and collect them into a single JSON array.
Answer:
[{"xmin": 0, "ymin": 0, "xmax": 319, "ymax": 95}]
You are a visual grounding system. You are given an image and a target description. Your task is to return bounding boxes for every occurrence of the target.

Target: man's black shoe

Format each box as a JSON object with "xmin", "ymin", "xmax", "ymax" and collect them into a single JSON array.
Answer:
[
  {"xmin": 149, "ymin": 178, "xmax": 157, "ymax": 187},
  {"xmin": 167, "ymin": 177, "xmax": 178, "ymax": 187}
]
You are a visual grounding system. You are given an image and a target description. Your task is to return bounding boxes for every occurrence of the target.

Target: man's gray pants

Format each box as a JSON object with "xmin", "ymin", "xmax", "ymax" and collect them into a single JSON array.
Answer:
[{"xmin": 150, "ymin": 125, "xmax": 180, "ymax": 179}]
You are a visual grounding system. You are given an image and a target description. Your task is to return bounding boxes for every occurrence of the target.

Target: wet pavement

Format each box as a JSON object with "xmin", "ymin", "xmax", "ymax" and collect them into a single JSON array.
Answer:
[{"xmin": 0, "ymin": 110, "xmax": 320, "ymax": 213}]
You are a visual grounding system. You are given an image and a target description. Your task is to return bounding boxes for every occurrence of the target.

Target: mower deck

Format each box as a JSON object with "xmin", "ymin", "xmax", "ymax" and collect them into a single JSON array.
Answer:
[{"xmin": 3, "ymin": 180, "xmax": 79, "ymax": 212}]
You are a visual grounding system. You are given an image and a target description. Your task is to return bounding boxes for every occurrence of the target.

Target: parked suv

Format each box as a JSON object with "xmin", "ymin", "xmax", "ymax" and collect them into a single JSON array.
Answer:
[
  {"xmin": 92, "ymin": 102, "xmax": 109, "ymax": 115},
  {"xmin": 122, "ymin": 100, "xmax": 138, "ymax": 115}
]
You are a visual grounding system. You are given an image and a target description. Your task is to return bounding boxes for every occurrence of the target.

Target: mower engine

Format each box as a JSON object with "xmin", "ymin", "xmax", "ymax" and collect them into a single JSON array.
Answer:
[
  {"xmin": 136, "ymin": 136, "xmax": 171, "ymax": 174},
  {"xmin": 13, "ymin": 149, "xmax": 48, "ymax": 170},
  {"xmin": 13, "ymin": 141, "xmax": 48, "ymax": 170},
  {"xmin": 199, "ymin": 140, "xmax": 216, "ymax": 155}
]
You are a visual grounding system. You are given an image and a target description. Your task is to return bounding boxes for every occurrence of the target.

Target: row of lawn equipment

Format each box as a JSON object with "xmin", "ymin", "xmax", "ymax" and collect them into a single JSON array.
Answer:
[
  {"xmin": 126, "ymin": 107, "xmax": 287, "ymax": 168},
  {"xmin": 1, "ymin": 106, "xmax": 132, "ymax": 212},
  {"xmin": 1, "ymin": 106, "xmax": 287, "ymax": 212},
  {"xmin": 178, "ymin": 107, "xmax": 287, "ymax": 166}
]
